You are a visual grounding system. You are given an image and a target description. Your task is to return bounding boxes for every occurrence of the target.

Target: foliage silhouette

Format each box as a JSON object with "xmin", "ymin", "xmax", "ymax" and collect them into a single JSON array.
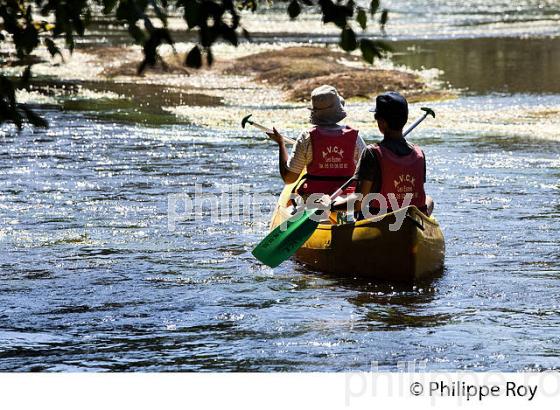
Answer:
[{"xmin": 0, "ymin": 0, "xmax": 389, "ymax": 127}]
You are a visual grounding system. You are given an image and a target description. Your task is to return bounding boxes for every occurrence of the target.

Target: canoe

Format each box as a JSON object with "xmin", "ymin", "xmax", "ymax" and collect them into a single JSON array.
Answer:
[{"xmin": 269, "ymin": 178, "xmax": 445, "ymax": 283}]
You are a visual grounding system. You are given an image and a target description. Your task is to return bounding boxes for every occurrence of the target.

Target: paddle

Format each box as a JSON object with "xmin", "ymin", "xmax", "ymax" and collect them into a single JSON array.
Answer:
[
  {"xmin": 241, "ymin": 114, "xmax": 296, "ymax": 145},
  {"xmin": 252, "ymin": 178, "xmax": 356, "ymax": 268},
  {"xmin": 252, "ymin": 107, "xmax": 435, "ymax": 268},
  {"xmin": 402, "ymin": 107, "xmax": 435, "ymax": 138}
]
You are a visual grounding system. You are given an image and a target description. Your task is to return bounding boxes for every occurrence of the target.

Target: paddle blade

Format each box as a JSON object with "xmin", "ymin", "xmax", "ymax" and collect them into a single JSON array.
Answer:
[{"xmin": 252, "ymin": 209, "xmax": 320, "ymax": 268}]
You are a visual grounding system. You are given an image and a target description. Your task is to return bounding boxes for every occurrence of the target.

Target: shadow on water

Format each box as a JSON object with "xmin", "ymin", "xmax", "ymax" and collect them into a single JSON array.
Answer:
[
  {"xmin": 18, "ymin": 78, "xmax": 223, "ymax": 126},
  {"xmin": 292, "ymin": 258, "xmax": 445, "ymax": 292},
  {"xmin": 292, "ymin": 262, "xmax": 450, "ymax": 331},
  {"xmin": 2, "ymin": 11, "xmax": 560, "ymax": 371}
]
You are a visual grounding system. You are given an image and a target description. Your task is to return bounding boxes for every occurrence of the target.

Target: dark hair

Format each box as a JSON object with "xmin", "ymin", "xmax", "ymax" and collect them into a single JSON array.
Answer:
[
  {"xmin": 373, "ymin": 92, "xmax": 409, "ymax": 130},
  {"xmin": 374, "ymin": 112, "xmax": 407, "ymax": 130}
]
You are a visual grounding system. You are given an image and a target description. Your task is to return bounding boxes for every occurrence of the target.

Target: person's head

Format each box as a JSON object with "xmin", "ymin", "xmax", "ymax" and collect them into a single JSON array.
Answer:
[
  {"xmin": 370, "ymin": 91, "xmax": 408, "ymax": 135},
  {"xmin": 308, "ymin": 85, "xmax": 347, "ymax": 126}
]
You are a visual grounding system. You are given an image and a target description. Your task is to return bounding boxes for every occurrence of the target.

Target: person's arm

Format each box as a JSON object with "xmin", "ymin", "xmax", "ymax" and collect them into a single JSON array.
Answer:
[
  {"xmin": 267, "ymin": 127, "xmax": 300, "ymax": 184},
  {"xmin": 328, "ymin": 135, "xmax": 370, "ymax": 213},
  {"xmin": 330, "ymin": 180, "xmax": 373, "ymax": 212},
  {"xmin": 331, "ymin": 147, "xmax": 376, "ymax": 213}
]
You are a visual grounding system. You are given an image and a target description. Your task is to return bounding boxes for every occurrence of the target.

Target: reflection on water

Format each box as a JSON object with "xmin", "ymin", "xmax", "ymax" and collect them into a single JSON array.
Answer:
[
  {"xmin": 214, "ymin": 0, "xmax": 560, "ymax": 40},
  {"xmin": 390, "ymin": 37, "xmax": 560, "ymax": 93},
  {"xmin": 381, "ymin": 0, "xmax": 560, "ymax": 39},
  {"xmin": 0, "ymin": 97, "xmax": 559, "ymax": 371},
  {"xmin": 1, "ymin": 0, "xmax": 560, "ymax": 373}
]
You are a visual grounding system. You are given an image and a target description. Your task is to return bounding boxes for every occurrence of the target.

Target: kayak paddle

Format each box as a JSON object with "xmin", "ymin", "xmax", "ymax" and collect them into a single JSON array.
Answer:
[
  {"xmin": 241, "ymin": 114, "xmax": 296, "ymax": 145},
  {"xmin": 252, "ymin": 107, "xmax": 435, "ymax": 268},
  {"xmin": 252, "ymin": 178, "xmax": 356, "ymax": 268},
  {"xmin": 402, "ymin": 107, "xmax": 435, "ymax": 138}
]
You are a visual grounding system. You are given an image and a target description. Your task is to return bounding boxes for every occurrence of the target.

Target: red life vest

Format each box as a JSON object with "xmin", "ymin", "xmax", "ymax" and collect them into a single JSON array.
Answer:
[
  {"xmin": 370, "ymin": 144, "xmax": 427, "ymax": 211},
  {"xmin": 298, "ymin": 126, "xmax": 359, "ymax": 196}
]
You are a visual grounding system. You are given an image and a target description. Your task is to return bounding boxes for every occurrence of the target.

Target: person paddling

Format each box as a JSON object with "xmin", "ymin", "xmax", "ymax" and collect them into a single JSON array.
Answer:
[
  {"xmin": 266, "ymin": 85, "xmax": 366, "ymax": 199},
  {"xmin": 332, "ymin": 91, "xmax": 434, "ymax": 218}
]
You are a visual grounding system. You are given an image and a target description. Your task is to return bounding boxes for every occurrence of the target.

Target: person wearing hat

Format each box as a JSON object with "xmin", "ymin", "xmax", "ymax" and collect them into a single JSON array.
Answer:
[
  {"xmin": 266, "ymin": 85, "xmax": 366, "ymax": 198},
  {"xmin": 331, "ymin": 91, "xmax": 434, "ymax": 217}
]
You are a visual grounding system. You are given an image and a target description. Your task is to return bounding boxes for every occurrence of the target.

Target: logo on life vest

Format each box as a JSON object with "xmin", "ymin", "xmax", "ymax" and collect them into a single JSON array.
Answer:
[
  {"xmin": 393, "ymin": 174, "xmax": 418, "ymax": 199},
  {"xmin": 322, "ymin": 145, "xmax": 345, "ymax": 161},
  {"xmin": 319, "ymin": 145, "xmax": 348, "ymax": 169},
  {"xmin": 394, "ymin": 174, "xmax": 416, "ymax": 187}
]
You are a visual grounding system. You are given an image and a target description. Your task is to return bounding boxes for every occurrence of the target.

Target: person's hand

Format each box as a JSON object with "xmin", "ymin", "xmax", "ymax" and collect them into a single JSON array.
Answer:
[
  {"xmin": 315, "ymin": 194, "xmax": 333, "ymax": 210},
  {"xmin": 266, "ymin": 127, "xmax": 284, "ymax": 145}
]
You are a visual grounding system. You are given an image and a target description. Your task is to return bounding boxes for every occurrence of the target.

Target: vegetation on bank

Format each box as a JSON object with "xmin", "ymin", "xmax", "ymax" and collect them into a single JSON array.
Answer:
[
  {"xmin": 1, "ymin": 0, "xmax": 390, "ymax": 128},
  {"xmin": 82, "ymin": 44, "xmax": 449, "ymax": 110},
  {"xmin": 1, "ymin": 43, "xmax": 450, "ymax": 128}
]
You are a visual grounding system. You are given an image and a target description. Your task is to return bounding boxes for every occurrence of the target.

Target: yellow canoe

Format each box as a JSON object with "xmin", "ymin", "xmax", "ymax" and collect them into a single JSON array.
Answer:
[{"xmin": 270, "ymin": 179, "xmax": 445, "ymax": 283}]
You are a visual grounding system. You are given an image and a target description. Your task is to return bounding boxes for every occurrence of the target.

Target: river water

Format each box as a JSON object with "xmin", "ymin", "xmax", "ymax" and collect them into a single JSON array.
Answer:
[{"xmin": 0, "ymin": 2, "xmax": 559, "ymax": 371}]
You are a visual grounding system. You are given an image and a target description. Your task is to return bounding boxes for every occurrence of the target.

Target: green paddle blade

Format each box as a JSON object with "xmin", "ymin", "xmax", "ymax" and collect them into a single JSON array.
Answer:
[{"xmin": 252, "ymin": 209, "xmax": 320, "ymax": 268}]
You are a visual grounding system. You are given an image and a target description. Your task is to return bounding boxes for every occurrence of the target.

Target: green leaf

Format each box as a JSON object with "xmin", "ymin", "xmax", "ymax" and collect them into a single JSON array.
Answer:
[
  {"xmin": 116, "ymin": 0, "xmax": 142, "ymax": 22},
  {"xmin": 319, "ymin": 0, "xmax": 352, "ymax": 29},
  {"xmin": 220, "ymin": 25, "xmax": 238, "ymax": 46},
  {"xmin": 1, "ymin": 105, "xmax": 23, "ymax": 129},
  {"xmin": 183, "ymin": 0, "xmax": 201, "ymax": 29},
  {"xmin": 25, "ymin": 5, "xmax": 33, "ymax": 22},
  {"xmin": 19, "ymin": 66, "xmax": 32, "ymax": 89},
  {"xmin": 369, "ymin": 0, "xmax": 379, "ymax": 16},
  {"xmin": 151, "ymin": 1, "xmax": 168, "ymax": 26},
  {"xmin": 245, "ymin": 0, "xmax": 257, "ymax": 12},
  {"xmin": 199, "ymin": 25, "xmax": 217, "ymax": 48},
  {"xmin": 288, "ymin": 0, "xmax": 301, "ymax": 19},
  {"xmin": 185, "ymin": 45, "xmax": 202, "ymax": 68},
  {"xmin": 44, "ymin": 38, "xmax": 64, "ymax": 60},
  {"xmin": 0, "ymin": 76, "xmax": 17, "ymax": 108},
  {"xmin": 360, "ymin": 39, "xmax": 377, "ymax": 64},
  {"xmin": 21, "ymin": 23, "xmax": 40, "ymax": 55},
  {"xmin": 380, "ymin": 9, "xmax": 388, "ymax": 32},
  {"xmin": 0, "ymin": 77, "xmax": 22, "ymax": 129},
  {"xmin": 65, "ymin": 30, "xmax": 75, "ymax": 54},
  {"xmin": 102, "ymin": 0, "xmax": 118, "ymax": 14},
  {"xmin": 359, "ymin": 39, "xmax": 390, "ymax": 64},
  {"xmin": 137, "ymin": 28, "xmax": 172, "ymax": 73},
  {"xmin": 340, "ymin": 27, "xmax": 357, "ymax": 52},
  {"xmin": 357, "ymin": 8, "xmax": 367, "ymax": 30},
  {"xmin": 84, "ymin": 8, "xmax": 92, "ymax": 26},
  {"xmin": 21, "ymin": 105, "xmax": 48, "ymax": 128},
  {"xmin": 73, "ymin": 16, "xmax": 85, "ymax": 37},
  {"xmin": 128, "ymin": 24, "xmax": 145, "ymax": 44}
]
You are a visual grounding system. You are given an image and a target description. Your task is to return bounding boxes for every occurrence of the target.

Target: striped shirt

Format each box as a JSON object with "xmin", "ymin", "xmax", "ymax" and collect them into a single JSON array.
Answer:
[{"xmin": 286, "ymin": 125, "xmax": 367, "ymax": 174}]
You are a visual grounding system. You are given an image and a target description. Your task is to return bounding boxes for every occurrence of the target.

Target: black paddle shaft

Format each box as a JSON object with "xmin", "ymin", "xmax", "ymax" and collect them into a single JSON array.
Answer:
[{"xmin": 328, "ymin": 176, "xmax": 357, "ymax": 201}]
